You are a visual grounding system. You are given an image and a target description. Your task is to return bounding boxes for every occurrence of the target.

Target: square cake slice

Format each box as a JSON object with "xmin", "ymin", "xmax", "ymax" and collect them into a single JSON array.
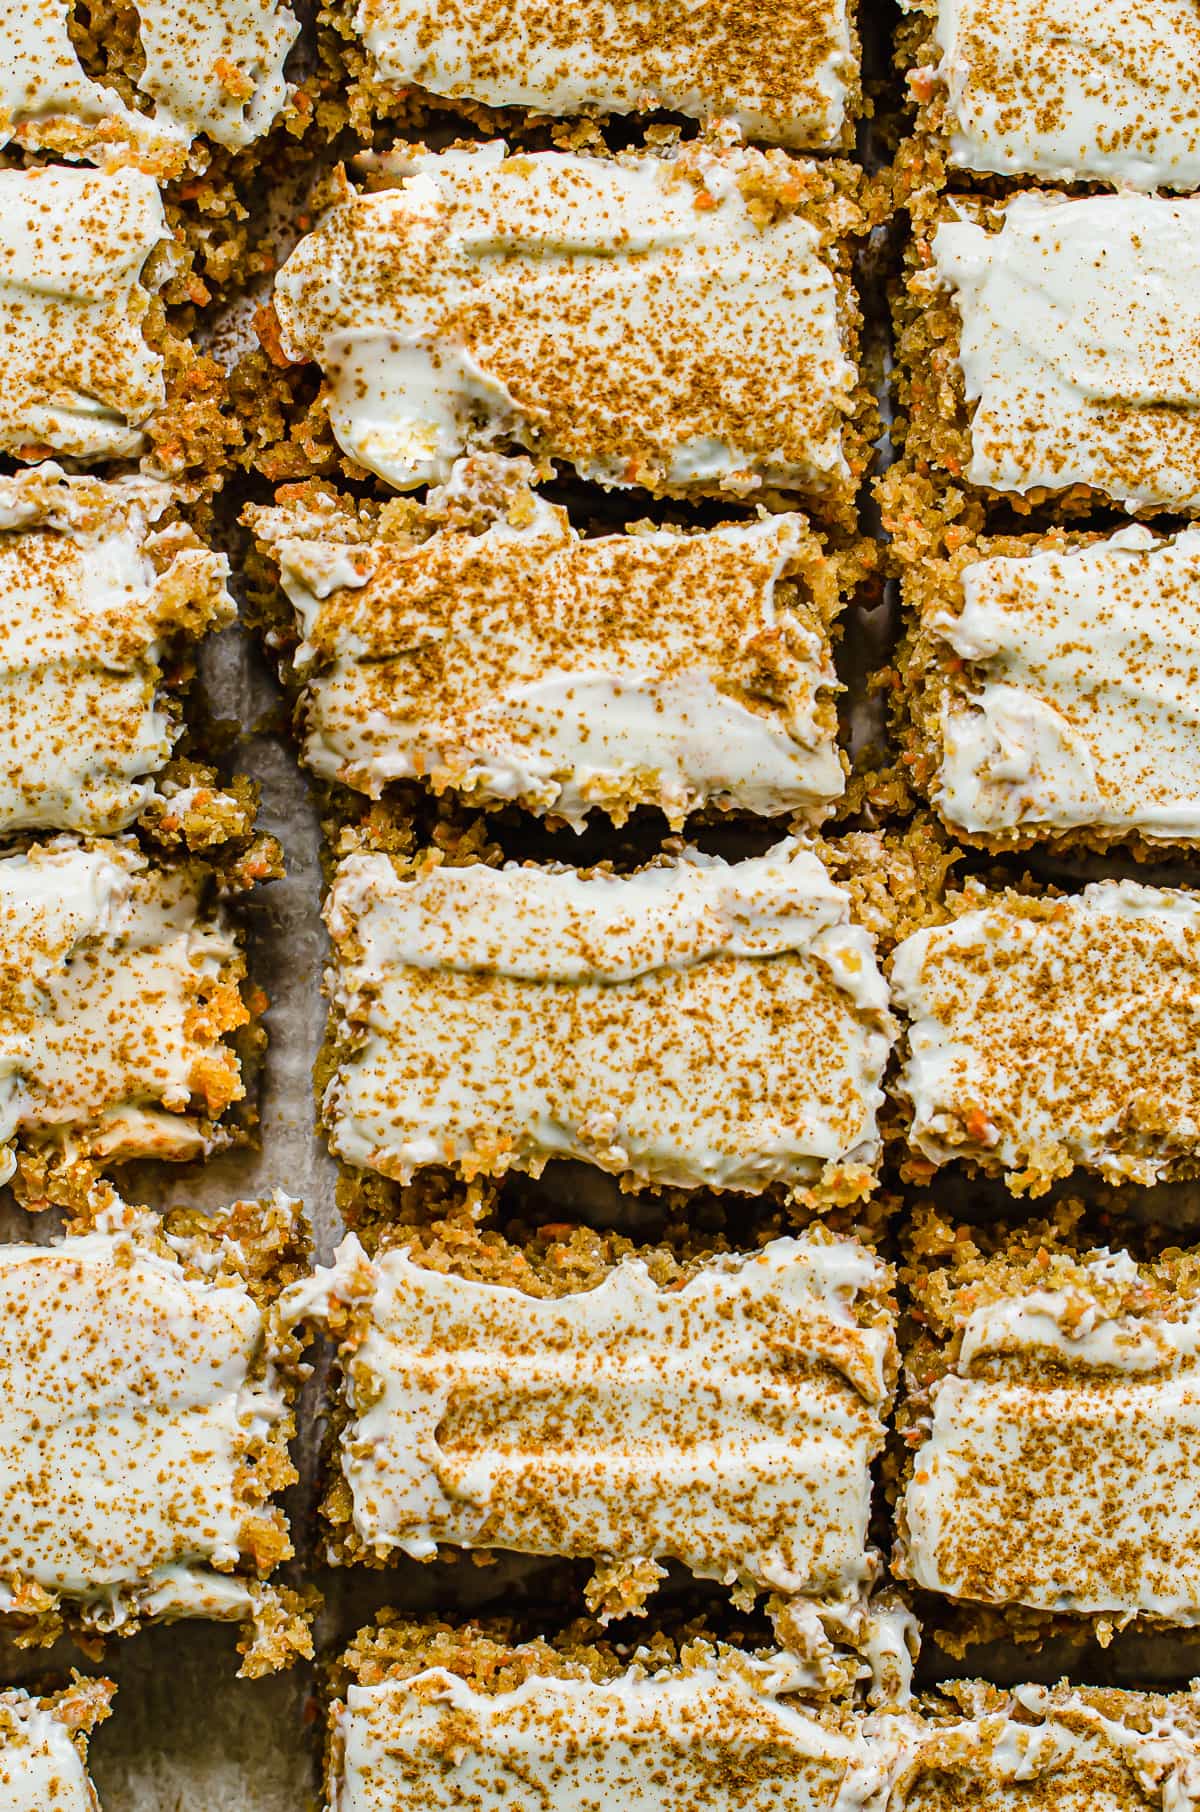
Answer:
[
  {"xmin": 324, "ymin": 1619, "xmax": 884, "ymax": 1812},
  {"xmin": 247, "ymin": 460, "xmax": 861, "ymax": 828},
  {"xmin": 0, "ymin": 1190, "xmax": 309, "ymax": 1673},
  {"xmin": 891, "ymin": 881, "xmax": 1200, "ymax": 1192},
  {"xmin": 268, "ymin": 142, "xmax": 868, "ymax": 519},
  {"xmin": 900, "ymin": 0, "xmax": 1200, "ymax": 192},
  {"xmin": 0, "ymin": 837, "xmax": 257, "ymax": 1203},
  {"xmin": 894, "ymin": 192, "xmax": 1200, "ymax": 515},
  {"xmin": 0, "ymin": 0, "xmax": 297, "ymax": 171},
  {"xmin": 0, "ymin": 467, "xmax": 235, "ymax": 837},
  {"xmin": 321, "ymin": 839, "xmax": 894, "ymax": 1202},
  {"xmin": 282, "ymin": 1228, "xmax": 896, "ymax": 1635},
  {"xmin": 897, "ymin": 523, "xmax": 1200, "ymax": 851},
  {"xmin": 327, "ymin": 0, "xmax": 859, "ymax": 148},
  {"xmin": 896, "ymin": 1217, "xmax": 1200, "ymax": 1636},
  {"xmin": 0, "ymin": 1681, "xmax": 113, "ymax": 1812}
]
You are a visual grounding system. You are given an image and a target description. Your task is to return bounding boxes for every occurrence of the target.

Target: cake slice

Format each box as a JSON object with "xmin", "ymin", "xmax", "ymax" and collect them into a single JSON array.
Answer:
[
  {"xmin": 325, "ymin": 0, "xmax": 860, "ymax": 148},
  {"xmin": 282, "ymin": 1226, "xmax": 896, "ymax": 1638},
  {"xmin": 0, "ymin": 837, "xmax": 259, "ymax": 1204},
  {"xmin": 0, "ymin": 1681, "xmax": 113, "ymax": 1812},
  {"xmin": 246, "ymin": 459, "xmax": 864, "ymax": 828},
  {"xmin": 267, "ymin": 142, "xmax": 869, "ymax": 520},
  {"xmin": 891, "ymin": 879, "xmax": 1200, "ymax": 1192},
  {"xmin": 321, "ymin": 839, "xmax": 894, "ymax": 1203},
  {"xmin": 896, "ymin": 523, "xmax": 1200, "ymax": 851},
  {"xmin": 0, "ymin": 1189, "xmax": 310, "ymax": 1673}
]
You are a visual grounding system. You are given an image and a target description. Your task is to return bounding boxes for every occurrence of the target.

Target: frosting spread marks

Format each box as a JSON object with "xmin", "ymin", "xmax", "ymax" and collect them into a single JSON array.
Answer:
[
  {"xmin": 347, "ymin": 0, "xmax": 856, "ymax": 148},
  {"xmin": 933, "ymin": 193, "xmax": 1200, "ymax": 510},
  {"xmin": 892, "ymin": 882, "xmax": 1200, "ymax": 1190},
  {"xmin": 249, "ymin": 468, "xmax": 846, "ymax": 828},
  {"xmin": 322, "ymin": 840, "xmax": 894, "ymax": 1199},
  {"xmin": 272, "ymin": 142, "xmax": 858, "ymax": 501}
]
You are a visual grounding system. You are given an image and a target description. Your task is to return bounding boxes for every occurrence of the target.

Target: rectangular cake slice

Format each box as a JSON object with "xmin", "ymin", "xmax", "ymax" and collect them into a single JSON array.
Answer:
[
  {"xmin": 329, "ymin": 0, "xmax": 859, "ymax": 148},
  {"xmin": 321, "ymin": 839, "xmax": 894, "ymax": 1202},
  {"xmin": 247, "ymin": 460, "xmax": 858, "ymax": 828},
  {"xmin": 269, "ymin": 142, "xmax": 868, "ymax": 519},
  {"xmin": 0, "ymin": 467, "xmax": 235, "ymax": 836},
  {"xmin": 0, "ymin": 0, "xmax": 297, "ymax": 170},
  {"xmin": 900, "ymin": 0, "xmax": 1200, "ymax": 192},
  {"xmin": 325, "ymin": 1620, "xmax": 884, "ymax": 1812},
  {"xmin": 891, "ymin": 881, "xmax": 1200, "ymax": 1192},
  {"xmin": 0, "ymin": 837, "xmax": 256, "ymax": 1202},
  {"xmin": 896, "ymin": 1217, "xmax": 1200, "ymax": 1635},
  {"xmin": 0, "ymin": 1681, "xmax": 113, "ymax": 1812},
  {"xmin": 898, "ymin": 524, "xmax": 1200, "ymax": 850},
  {"xmin": 894, "ymin": 192, "xmax": 1200, "ymax": 514},
  {"xmin": 0, "ymin": 165, "xmax": 170, "ymax": 463},
  {"xmin": 283, "ymin": 1228, "xmax": 896, "ymax": 1632},
  {"xmin": 0, "ymin": 1190, "xmax": 309, "ymax": 1673}
]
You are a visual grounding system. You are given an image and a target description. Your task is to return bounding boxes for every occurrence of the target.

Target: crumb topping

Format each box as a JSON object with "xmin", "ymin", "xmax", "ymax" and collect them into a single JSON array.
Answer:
[{"xmin": 0, "ymin": 1684, "xmax": 112, "ymax": 1812}]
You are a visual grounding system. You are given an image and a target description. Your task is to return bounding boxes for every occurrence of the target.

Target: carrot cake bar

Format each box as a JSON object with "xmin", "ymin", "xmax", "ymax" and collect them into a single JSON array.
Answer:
[
  {"xmin": 897, "ymin": 1683, "xmax": 1200, "ymax": 1810},
  {"xmin": 0, "ymin": 164, "xmax": 171, "ymax": 464},
  {"xmin": 893, "ymin": 191, "xmax": 1200, "ymax": 515},
  {"xmin": 266, "ymin": 142, "xmax": 869, "ymax": 519},
  {"xmin": 320, "ymin": 839, "xmax": 894, "ymax": 1202},
  {"xmin": 897, "ymin": 524, "xmax": 1200, "ymax": 851},
  {"xmin": 246, "ymin": 458, "xmax": 863, "ymax": 829},
  {"xmin": 899, "ymin": 0, "xmax": 1200, "ymax": 193},
  {"xmin": 282, "ymin": 1228, "xmax": 896, "ymax": 1640},
  {"xmin": 324, "ymin": 0, "xmax": 860, "ymax": 149},
  {"xmin": 0, "ymin": 467, "xmax": 236, "ymax": 837},
  {"xmin": 0, "ymin": 1189, "xmax": 309, "ymax": 1673},
  {"xmin": 0, "ymin": 0, "xmax": 298, "ymax": 174},
  {"xmin": 0, "ymin": 1681, "xmax": 113, "ymax": 1812},
  {"xmin": 0, "ymin": 836, "xmax": 256, "ymax": 1202},
  {"xmin": 324, "ymin": 1620, "xmax": 889, "ymax": 1812},
  {"xmin": 896, "ymin": 1217, "xmax": 1200, "ymax": 1636},
  {"xmin": 891, "ymin": 880, "xmax": 1200, "ymax": 1192}
]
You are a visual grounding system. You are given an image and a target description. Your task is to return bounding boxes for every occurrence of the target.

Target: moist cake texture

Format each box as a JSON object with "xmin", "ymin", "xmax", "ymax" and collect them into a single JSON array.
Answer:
[
  {"xmin": 282, "ymin": 1230, "xmax": 896, "ymax": 1628},
  {"xmin": 891, "ymin": 881, "xmax": 1200, "ymax": 1192},
  {"xmin": 897, "ymin": 1228, "xmax": 1200, "ymax": 1633},
  {"xmin": 0, "ymin": 164, "xmax": 173, "ymax": 463},
  {"xmin": 900, "ymin": 525, "xmax": 1200, "ymax": 849},
  {"xmin": 902, "ymin": 0, "xmax": 1200, "ymax": 191},
  {"xmin": 248, "ymin": 459, "xmax": 853, "ymax": 828},
  {"xmin": 0, "ymin": 1681, "xmax": 113, "ymax": 1812},
  {"xmin": 0, "ymin": 837, "xmax": 252, "ymax": 1197},
  {"xmin": 909, "ymin": 192, "xmax": 1200, "ymax": 512},
  {"xmin": 321, "ymin": 839, "xmax": 894, "ymax": 1202},
  {"xmin": 327, "ymin": 0, "xmax": 859, "ymax": 148},
  {"xmin": 0, "ymin": 467, "xmax": 235, "ymax": 836},
  {"xmin": 0, "ymin": 1190, "xmax": 309, "ymax": 1672},
  {"xmin": 0, "ymin": 0, "xmax": 298, "ymax": 172},
  {"xmin": 268, "ymin": 141, "xmax": 866, "ymax": 514}
]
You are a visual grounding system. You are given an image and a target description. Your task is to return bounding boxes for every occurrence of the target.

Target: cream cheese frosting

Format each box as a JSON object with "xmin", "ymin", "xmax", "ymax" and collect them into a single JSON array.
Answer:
[
  {"xmin": 0, "ymin": 1197, "xmax": 296, "ymax": 1643},
  {"xmin": 0, "ymin": 165, "xmax": 168, "ymax": 462},
  {"xmin": 0, "ymin": 0, "xmax": 298, "ymax": 169},
  {"xmin": 891, "ymin": 881, "xmax": 1200, "ymax": 1188},
  {"xmin": 250, "ymin": 474, "xmax": 845, "ymax": 828},
  {"xmin": 0, "ymin": 468, "xmax": 234, "ymax": 835},
  {"xmin": 282, "ymin": 1232, "xmax": 896, "ymax": 1613},
  {"xmin": 271, "ymin": 142, "xmax": 857, "ymax": 499},
  {"xmin": 931, "ymin": 527, "xmax": 1200, "ymax": 843},
  {"xmin": 346, "ymin": 0, "xmax": 855, "ymax": 148},
  {"xmin": 899, "ymin": 1252, "xmax": 1200, "ymax": 1623},
  {"xmin": 932, "ymin": 192, "xmax": 1200, "ymax": 511},
  {"xmin": 321, "ymin": 839, "xmax": 894, "ymax": 1199},
  {"xmin": 0, "ymin": 837, "xmax": 245, "ymax": 1186},
  {"xmin": 915, "ymin": 0, "xmax": 1200, "ymax": 191},
  {"xmin": 331, "ymin": 1656, "xmax": 887, "ymax": 1812},
  {"xmin": 0, "ymin": 1689, "xmax": 107, "ymax": 1812}
]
